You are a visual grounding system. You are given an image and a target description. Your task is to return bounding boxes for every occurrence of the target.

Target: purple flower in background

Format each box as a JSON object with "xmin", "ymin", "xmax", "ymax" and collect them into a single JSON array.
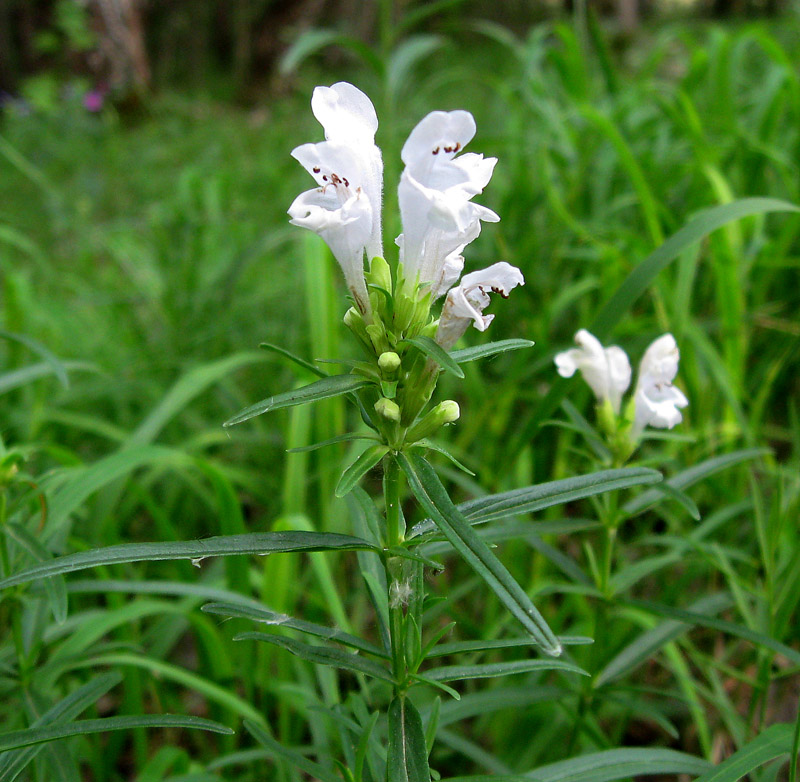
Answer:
[{"xmin": 83, "ymin": 85, "xmax": 108, "ymax": 113}]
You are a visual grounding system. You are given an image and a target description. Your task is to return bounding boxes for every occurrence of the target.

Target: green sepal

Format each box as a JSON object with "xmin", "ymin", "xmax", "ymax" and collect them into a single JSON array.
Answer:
[{"xmin": 381, "ymin": 379, "xmax": 398, "ymax": 399}]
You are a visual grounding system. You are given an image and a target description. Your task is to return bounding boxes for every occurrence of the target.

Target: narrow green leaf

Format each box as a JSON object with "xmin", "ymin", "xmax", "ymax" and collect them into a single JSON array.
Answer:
[
  {"xmin": 691, "ymin": 723, "xmax": 794, "ymax": 782},
  {"xmin": 623, "ymin": 598, "xmax": 800, "ymax": 666},
  {"xmin": 0, "ymin": 715, "xmax": 233, "ymax": 751},
  {"xmin": 245, "ymin": 719, "xmax": 341, "ymax": 782},
  {"xmin": 428, "ymin": 636, "xmax": 591, "ymax": 658},
  {"xmin": 387, "ymin": 35, "xmax": 443, "ymax": 96},
  {"xmin": 591, "ymin": 198, "xmax": 799, "ymax": 338},
  {"xmin": 402, "ymin": 336, "xmax": 464, "ymax": 378},
  {"xmin": 446, "ymin": 747, "xmax": 710, "ymax": 781},
  {"xmin": 224, "ymin": 374, "xmax": 371, "ymax": 426},
  {"xmin": 335, "ymin": 445, "xmax": 389, "ymax": 498},
  {"xmin": 287, "ymin": 432, "xmax": 380, "ymax": 453},
  {"xmin": 623, "ymin": 448, "xmax": 767, "ymax": 514},
  {"xmin": 0, "ymin": 531, "xmax": 377, "ymax": 590},
  {"xmin": 260, "ymin": 341, "xmax": 326, "ymax": 378},
  {"xmin": 423, "ymin": 658, "xmax": 587, "ymax": 682},
  {"xmin": 595, "ymin": 593, "xmax": 732, "ymax": 687},
  {"xmin": 0, "ymin": 673, "xmax": 122, "ymax": 782},
  {"xmin": 5, "ymin": 522, "xmax": 68, "ymax": 623},
  {"xmin": 412, "ymin": 439, "xmax": 476, "ymax": 476},
  {"xmin": 235, "ymin": 632, "xmax": 394, "ymax": 681},
  {"xmin": 0, "ymin": 330, "xmax": 69, "ymax": 388},
  {"xmin": 46, "ymin": 444, "xmax": 189, "ymax": 537},
  {"xmin": 0, "ymin": 361, "xmax": 94, "ymax": 396},
  {"xmin": 131, "ymin": 352, "xmax": 266, "ymax": 445},
  {"xmin": 409, "ymin": 468, "xmax": 661, "ymax": 539},
  {"xmin": 449, "ymin": 339, "xmax": 535, "ymax": 364},
  {"xmin": 388, "ymin": 697, "xmax": 431, "ymax": 782},
  {"xmin": 201, "ymin": 601, "xmax": 388, "ymax": 658},
  {"xmin": 398, "ymin": 452, "xmax": 562, "ymax": 656}
]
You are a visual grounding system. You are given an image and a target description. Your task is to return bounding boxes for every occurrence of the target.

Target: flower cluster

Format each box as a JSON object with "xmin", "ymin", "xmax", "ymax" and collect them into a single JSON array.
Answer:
[
  {"xmin": 288, "ymin": 82, "xmax": 523, "ymax": 446},
  {"xmin": 555, "ymin": 329, "xmax": 689, "ymax": 459},
  {"xmin": 288, "ymin": 83, "xmax": 522, "ymax": 343}
]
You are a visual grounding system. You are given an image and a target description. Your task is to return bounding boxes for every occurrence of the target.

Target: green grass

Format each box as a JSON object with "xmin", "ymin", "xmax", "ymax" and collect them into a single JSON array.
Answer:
[{"xmin": 1, "ymin": 13, "xmax": 799, "ymax": 781}]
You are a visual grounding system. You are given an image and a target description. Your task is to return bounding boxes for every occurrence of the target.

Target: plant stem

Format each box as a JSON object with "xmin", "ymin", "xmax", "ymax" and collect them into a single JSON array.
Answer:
[{"xmin": 384, "ymin": 454, "xmax": 408, "ymax": 688}]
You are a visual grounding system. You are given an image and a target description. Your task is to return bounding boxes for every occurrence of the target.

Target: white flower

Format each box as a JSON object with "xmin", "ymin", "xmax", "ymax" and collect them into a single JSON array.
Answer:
[
  {"xmin": 435, "ymin": 262, "xmax": 524, "ymax": 350},
  {"xmin": 554, "ymin": 330, "xmax": 632, "ymax": 414},
  {"xmin": 632, "ymin": 333, "xmax": 688, "ymax": 436},
  {"xmin": 397, "ymin": 110, "xmax": 499, "ymax": 295},
  {"xmin": 288, "ymin": 82, "xmax": 383, "ymax": 317}
]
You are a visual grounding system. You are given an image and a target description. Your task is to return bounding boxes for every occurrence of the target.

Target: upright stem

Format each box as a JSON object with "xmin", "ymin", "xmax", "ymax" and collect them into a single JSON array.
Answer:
[{"xmin": 383, "ymin": 454, "xmax": 407, "ymax": 688}]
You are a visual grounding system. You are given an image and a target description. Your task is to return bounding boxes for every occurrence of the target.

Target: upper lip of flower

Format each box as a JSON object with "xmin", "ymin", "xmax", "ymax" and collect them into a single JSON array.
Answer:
[
  {"xmin": 287, "ymin": 83, "xmax": 384, "ymax": 317},
  {"xmin": 397, "ymin": 110, "xmax": 499, "ymax": 296}
]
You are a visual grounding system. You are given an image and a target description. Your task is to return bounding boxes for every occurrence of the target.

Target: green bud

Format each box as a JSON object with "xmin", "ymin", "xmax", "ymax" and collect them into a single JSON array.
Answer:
[
  {"xmin": 343, "ymin": 306, "xmax": 370, "ymax": 348},
  {"xmin": 378, "ymin": 351, "xmax": 401, "ymax": 373},
  {"xmin": 406, "ymin": 400, "xmax": 460, "ymax": 443},
  {"xmin": 374, "ymin": 397, "xmax": 401, "ymax": 422}
]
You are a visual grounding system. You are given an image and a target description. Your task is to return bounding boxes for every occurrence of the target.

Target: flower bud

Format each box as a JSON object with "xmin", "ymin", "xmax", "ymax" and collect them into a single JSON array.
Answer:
[
  {"xmin": 374, "ymin": 397, "xmax": 401, "ymax": 422},
  {"xmin": 405, "ymin": 400, "xmax": 460, "ymax": 443},
  {"xmin": 378, "ymin": 351, "xmax": 401, "ymax": 373}
]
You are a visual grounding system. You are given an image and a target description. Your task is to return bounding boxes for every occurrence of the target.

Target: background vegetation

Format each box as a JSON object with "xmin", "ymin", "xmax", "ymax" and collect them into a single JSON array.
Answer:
[{"xmin": 1, "ymin": 0, "xmax": 799, "ymax": 779}]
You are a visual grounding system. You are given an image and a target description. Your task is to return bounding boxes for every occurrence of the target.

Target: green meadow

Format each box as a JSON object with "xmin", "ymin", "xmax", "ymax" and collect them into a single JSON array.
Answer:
[{"xmin": 1, "ymin": 9, "xmax": 799, "ymax": 781}]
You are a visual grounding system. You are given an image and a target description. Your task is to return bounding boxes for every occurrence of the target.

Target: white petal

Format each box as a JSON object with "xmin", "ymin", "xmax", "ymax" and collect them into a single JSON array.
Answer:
[
  {"xmin": 311, "ymin": 82, "xmax": 378, "ymax": 144},
  {"xmin": 436, "ymin": 262, "xmax": 524, "ymax": 349},
  {"xmin": 633, "ymin": 381, "xmax": 688, "ymax": 434},
  {"xmin": 288, "ymin": 189, "xmax": 372, "ymax": 315},
  {"xmin": 632, "ymin": 333, "xmax": 687, "ymax": 436},
  {"xmin": 638, "ymin": 333, "xmax": 680, "ymax": 385},
  {"xmin": 291, "ymin": 141, "xmax": 363, "ymax": 189},
  {"xmin": 401, "ymin": 110, "xmax": 476, "ymax": 171},
  {"xmin": 553, "ymin": 329, "xmax": 631, "ymax": 413},
  {"xmin": 430, "ymin": 250, "xmax": 465, "ymax": 301}
]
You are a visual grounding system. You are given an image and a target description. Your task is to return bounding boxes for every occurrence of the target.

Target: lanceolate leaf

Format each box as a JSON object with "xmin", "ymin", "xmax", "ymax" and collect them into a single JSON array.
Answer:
[
  {"xmin": 387, "ymin": 697, "xmax": 431, "ymax": 782},
  {"xmin": 245, "ymin": 719, "xmax": 341, "ymax": 782},
  {"xmin": 450, "ymin": 338, "xmax": 535, "ymax": 364},
  {"xmin": 398, "ymin": 452, "xmax": 562, "ymax": 657},
  {"xmin": 402, "ymin": 335, "xmax": 464, "ymax": 378},
  {"xmin": 623, "ymin": 598, "xmax": 800, "ymax": 666},
  {"xmin": 446, "ymin": 747, "xmax": 712, "ymax": 782},
  {"xmin": 201, "ymin": 602, "xmax": 388, "ymax": 658},
  {"xmin": 690, "ymin": 723, "xmax": 794, "ymax": 782},
  {"xmin": 224, "ymin": 374, "xmax": 372, "ymax": 427},
  {"xmin": 0, "ymin": 673, "xmax": 122, "ymax": 782},
  {"xmin": 409, "ymin": 467, "xmax": 661, "ymax": 539},
  {"xmin": 235, "ymin": 632, "xmax": 394, "ymax": 682},
  {"xmin": 0, "ymin": 715, "xmax": 233, "ymax": 751},
  {"xmin": 335, "ymin": 445, "xmax": 390, "ymax": 497},
  {"xmin": 0, "ymin": 531, "xmax": 378, "ymax": 590},
  {"xmin": 423, "ymin": 658, "xmax": 587, "ymax": 682},
  {"xmin": 623, "ymin": 448, "xmax": 767, "ymax": 515}
]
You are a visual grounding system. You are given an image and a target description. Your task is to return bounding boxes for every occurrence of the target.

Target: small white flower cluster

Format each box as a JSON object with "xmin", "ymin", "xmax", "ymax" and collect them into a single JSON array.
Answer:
[
  {"xmin": 555, "ymin": 330, "xmax": 688, "ymax": 440},
  {"xmin": 288, "ymin": 82, "xmax": 522, "ymax": 345}
]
